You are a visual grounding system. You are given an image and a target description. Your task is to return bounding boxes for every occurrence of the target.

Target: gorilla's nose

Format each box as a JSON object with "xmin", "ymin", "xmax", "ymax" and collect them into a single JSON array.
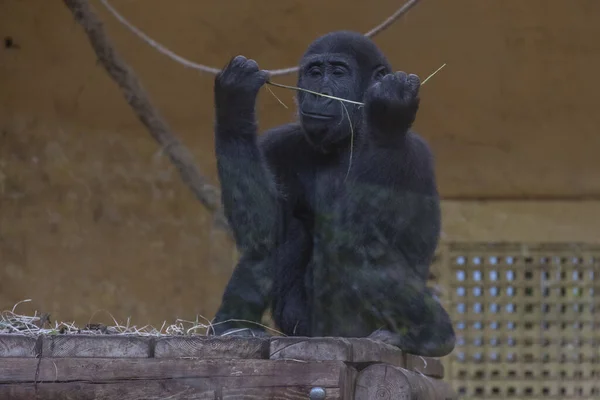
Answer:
[
  {"xmin": 319, "ymin": 89, "xmax": 332, "ymax": 98},
  {"xmin": 313, "ymin": 89, "xmax": 333, "ymax": 105}
]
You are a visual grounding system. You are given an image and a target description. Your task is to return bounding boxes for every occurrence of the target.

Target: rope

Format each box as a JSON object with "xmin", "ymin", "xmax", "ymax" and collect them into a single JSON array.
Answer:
[{"xmin": 97, "ymin": 0, "xmax": 421, "ymax": 76}]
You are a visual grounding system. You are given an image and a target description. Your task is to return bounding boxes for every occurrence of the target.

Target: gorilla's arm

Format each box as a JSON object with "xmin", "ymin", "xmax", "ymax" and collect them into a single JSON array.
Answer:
[
  {"xmin": 212, "ymin": 126, "xmax": 313, "ymax": 335},
  {"xmin": 271, "ymin": 215, "xmax": 313, "ymax": 336},
  {"xmin": 329, "ymin": 73, "xmax": 454, "ymax": 356},
  {"xmin": 215, "ymin": 132, "xmax": 281, "ymax": 256},
  {"xmin": 214, "ymin": 56, "xmax": 279, "ymax": 256},
  {"xmin": 335, "ymin": 145, "xmax": 454, "ymax": 357},
  {"xmin": 211, "ymin": 56, "xmax": 283, "ymax": 334},
  {"xmin": 212, "ymin": 57, "xmax": 313, "ymax": 334}
]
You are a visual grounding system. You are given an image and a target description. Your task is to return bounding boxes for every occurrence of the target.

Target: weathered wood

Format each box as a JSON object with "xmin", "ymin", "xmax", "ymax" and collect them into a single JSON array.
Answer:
[
  {"xmin": 354, "ymin": 364, "xmax": 412, "ymax": 400},
  {"xmin": 0, "ymin": 335, "xmax": 456, "ymax": 399},
  {"xmin": 339, "ymin": 363, "xmax": 358, "ymax": 400},
  {"xmin": 0, "ymin": 335, "xmax": 441, "ymax": 374},
  {"xmin": 41, "ymin": 335, "xmax": 151, "ymax": 358},
  {"xmin": 354, "ymin": 363, "xmax": 456, "ymax": 400},
  {"xmin": 0, "ymin": 358, "xmax": 37, "ymax": 383},
  {"xmin": 404, "ymin": 353, "xmax": 444, "ymax": 379},
  {"xmin": 0, "ymin": 385, "xmax": 36, "ymax": 400},
  {"xmin": 0, "ymin": 383, "xmax": 341, "ymax": 400},
  {"xmin": 0, "ymin": 334, "xmax": 39, "ymax": 357},
  {"xmin": 155, "ymin": 336, "xmax": 268, "ymax": 359},
  {"xmin": 346, "ymin": 338, "xmax": 404, "ymax": 367},
  {"xmin": 0, "ymin": 358, "xmax": 344, "ymax": 387},
  {"xmin": 271, "ymin": 337, "xmax": 353, "ymax": 362},
  {"xmin": 270, "ymin": 337, "xmax": 407, "ymax": 368}
]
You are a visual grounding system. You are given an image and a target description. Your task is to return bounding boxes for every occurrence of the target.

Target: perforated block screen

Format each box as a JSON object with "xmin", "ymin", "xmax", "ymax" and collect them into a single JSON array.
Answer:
[{"xmin": 441, "ymin": 243, "xmax": 600, "ymax": 399}]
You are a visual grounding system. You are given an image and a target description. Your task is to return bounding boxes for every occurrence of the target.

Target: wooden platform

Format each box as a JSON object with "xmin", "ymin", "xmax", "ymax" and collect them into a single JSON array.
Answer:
[{"xmin": 0, "ymin": 334, "xmax": 456, "ymax": 399}]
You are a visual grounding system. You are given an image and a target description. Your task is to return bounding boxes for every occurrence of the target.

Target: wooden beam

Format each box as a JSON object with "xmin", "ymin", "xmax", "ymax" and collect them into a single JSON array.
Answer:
[
  {"xmin": 154, "ymin": 336, "xmax": 268, "ymax": 359},
  {"xmin": 0, "ymin": 383, "xmax": 342, "ymax": 400},
  {"xmin": 0, "ymin": 358, "xmax": 345, "ymax": 399},
  {"xmin": 404, "ymin": 353, "xmax": 445, "ymax": 379},
  {"xmin": 0, "ymin": 358, "xmax": 344, "ymax": 386},
  {"xmin": 41, "ymin": 335, "xmax": 151, "ymax": 358},
  {"xmin": 0, "ymin": 335, "xmax": 39, "ymax": 357},
  {"xmin": 354, "ymin": 363, "xmax": 456, "ymax": 400},
  {"xmin": 270, "ymin": 337, "xmax": 444, "ymax": 377},
  {"xmin": 0, "ymin": 335, "xmax": 457, "ymax": 399}
]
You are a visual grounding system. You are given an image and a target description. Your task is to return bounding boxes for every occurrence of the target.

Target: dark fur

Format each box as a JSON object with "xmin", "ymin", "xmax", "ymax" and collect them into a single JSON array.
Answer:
[{"xmin": 210, "ymin": 31, "xmax": 455, "ymax": 357}]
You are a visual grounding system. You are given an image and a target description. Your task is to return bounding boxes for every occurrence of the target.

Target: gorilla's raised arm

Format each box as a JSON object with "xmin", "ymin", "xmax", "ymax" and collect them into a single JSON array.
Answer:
[
  {"xmin": 212, "ymin": 56, "xmax": 315, "ymax": 336},
  {"xmin": 214, "ymin": 56, "xmax": 278, "ymax": 256},
  {"xmin": 211, "ymin": 56, "xmax": 281, "ymax": 334}
]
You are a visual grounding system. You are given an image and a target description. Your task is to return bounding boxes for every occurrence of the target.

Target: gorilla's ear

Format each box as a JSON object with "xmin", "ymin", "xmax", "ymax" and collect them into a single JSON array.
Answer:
[{"xmin": 372, "ymin": 65, "xmax": 389, "ymax": 82}]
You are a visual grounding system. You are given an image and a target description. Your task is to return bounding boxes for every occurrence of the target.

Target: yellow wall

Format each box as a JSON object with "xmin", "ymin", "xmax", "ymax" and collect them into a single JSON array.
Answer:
[{"xmin": 1, "ymin": 0, "xmax": 599, "ymax": 325}]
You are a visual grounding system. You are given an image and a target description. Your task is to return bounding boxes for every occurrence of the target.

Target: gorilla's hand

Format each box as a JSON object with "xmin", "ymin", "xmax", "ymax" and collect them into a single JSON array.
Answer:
[
  {"xmin": 364, "ymin": 72, "xmax": 421, "ymax": 138},
  {"xmin": 215, "ymin": 55, "xmax": 270, "ymax": 112},
  {"xmin": 367, "ymin": 329, "xmax": 404, "ymax": 347}
]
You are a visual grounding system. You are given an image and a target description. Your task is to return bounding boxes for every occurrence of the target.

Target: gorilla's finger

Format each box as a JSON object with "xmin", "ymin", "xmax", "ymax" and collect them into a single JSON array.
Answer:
[
  {"xmin": 223, "ymin": 55, "xmax": 245, "ymax": 72},
  {"xmin": 394, "ymin": 71, "xmax": 408, "ymax": 83},
  {"xmin": 381, "ymin": 73, "xmax": 396, "ymax": 85},
  {"xmin": 219, "ymin": 55, "xmax": 245, "ymax": 78},
  {"xmin": 407, "ymin": 74, "xmax": 421, "ymax": 92},
  {"xmin": 243, "ymin": 58, "xmax": 260, "ymax": 72},
  {"xmin": 231, "ymin": 55, "xmax": 247, "ymax": 65},
  {"xmin": 257, "ymin": 70, "xmax": 271, "ymax": 84},
  {"xmin": 400, "ymin": 74, "xmax": 420, "ymax": 103}
]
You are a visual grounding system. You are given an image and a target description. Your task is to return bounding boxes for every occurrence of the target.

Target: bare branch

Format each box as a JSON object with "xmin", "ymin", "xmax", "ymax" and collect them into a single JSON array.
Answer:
[{"xmin": 62, "ymin": 0, "xmax": 229, "ymax": 230}]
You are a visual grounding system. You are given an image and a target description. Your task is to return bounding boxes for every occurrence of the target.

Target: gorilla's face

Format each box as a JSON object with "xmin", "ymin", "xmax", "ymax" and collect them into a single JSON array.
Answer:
[
  {"xmin": 296, "ymin": 31, "xmax": 392, "ymax": 153},
  {"xmin": 297, "ymin": 54, "xmax": 360, "ymax": 151}
]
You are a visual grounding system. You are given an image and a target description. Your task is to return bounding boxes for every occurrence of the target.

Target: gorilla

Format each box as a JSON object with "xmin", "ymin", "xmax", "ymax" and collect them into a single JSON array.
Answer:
[{"xmin": 210, "ymin": 31, "xmax": 455, "ymax": 357}]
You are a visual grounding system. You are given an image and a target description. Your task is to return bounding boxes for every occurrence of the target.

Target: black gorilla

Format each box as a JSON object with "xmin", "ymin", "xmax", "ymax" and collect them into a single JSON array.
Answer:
[{"xmin": 210, "ymin": 31, "xmax": 455, "ymax": 357}]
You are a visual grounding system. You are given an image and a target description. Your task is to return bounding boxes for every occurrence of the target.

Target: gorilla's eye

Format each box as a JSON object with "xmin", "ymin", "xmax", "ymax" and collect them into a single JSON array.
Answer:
[
  {"xmin": 308, "ymin": 67, "xmax": 322, "ymax": 78},
  {"xmin": 374, "ymin": 66, "xmax": 388, "ymax": 81},
  {"xmin": 332, "ymin": 68, "xmax": 346, "ymax": 77}
]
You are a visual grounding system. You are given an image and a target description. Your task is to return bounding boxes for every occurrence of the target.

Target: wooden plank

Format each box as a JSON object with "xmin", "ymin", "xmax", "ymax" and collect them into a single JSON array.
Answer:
[
  {"xmin": 0, "ymin": 334, "xmax": 39, "ymax": 357},
  {"xmin": 0, "ymin": 358, "xmax": 344, "ymax": 388},
  {"xmin": 155, "ymin": 336, "xmax": 268, "ymax": 359},
  {"xmin": 0, "ymin": 358, "xmax": 38, "ymax": 383},
  {"xmin": 0, "ymin": 385, "xmax": 36, "ymax": 400},
  {"xmin": 41, "ymin": 335, "xmax": 151, "ymax": 358},
  {"xmin": 270, "ymin": 337, "xmax": 409, "ymax": 368},
  {"xmin": 339, "ymin": 363, "xmax": 358, "ymax": 400},
  {"xmin": 270, "ymin": 337, "xmax": 352, "ymax": 362},
  {"xmin": 0, "ymin": 382, "xmax": 341, "ymax": 400},
  {"xmin": 404, "ymin": 353, "xmax": 444, "ymax": 379},
  {"xmin": 354, "ymin": 363, "xmax": 457, "ymax": 400},
  {"xmin": 354, "ymin": 363, "xmax": 412, "ymax": 400},
  {"xmin": 346, "ymin": 338, "xmax": 405, "ymax": 367}
]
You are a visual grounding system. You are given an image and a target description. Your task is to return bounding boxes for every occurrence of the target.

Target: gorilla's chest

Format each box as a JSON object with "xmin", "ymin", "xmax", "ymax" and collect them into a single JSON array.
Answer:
[{"xmin": 300, "ymin": 162, "xmax": 348, "ymax": 215}]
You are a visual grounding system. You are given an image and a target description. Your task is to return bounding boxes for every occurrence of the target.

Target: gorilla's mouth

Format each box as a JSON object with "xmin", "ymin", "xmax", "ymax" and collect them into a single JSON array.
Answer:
[{"xmin": 300, "ymin": 110, "xmax": 335, "ymax": 120}]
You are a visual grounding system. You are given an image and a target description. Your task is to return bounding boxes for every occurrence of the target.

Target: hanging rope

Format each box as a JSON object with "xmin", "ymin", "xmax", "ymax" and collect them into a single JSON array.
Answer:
[{"xmin": 98, "ymin": 0, "xmax": 421, "ymax": 76}]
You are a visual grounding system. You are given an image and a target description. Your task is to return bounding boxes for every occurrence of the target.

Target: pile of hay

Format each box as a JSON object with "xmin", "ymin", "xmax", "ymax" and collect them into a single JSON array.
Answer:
[
  {"xmin": 0, "ymin": 299, "xmax": 214, "ymax": 337},
  {"xmin": 0, "ymin": 299, "xmax": 281, "ymax": 337}
]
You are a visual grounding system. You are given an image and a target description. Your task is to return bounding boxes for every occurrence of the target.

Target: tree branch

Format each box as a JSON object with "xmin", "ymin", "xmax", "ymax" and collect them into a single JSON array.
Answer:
[{"xmin": 62, "ymin": 0, "xmax": 229, "ymax": 230}]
